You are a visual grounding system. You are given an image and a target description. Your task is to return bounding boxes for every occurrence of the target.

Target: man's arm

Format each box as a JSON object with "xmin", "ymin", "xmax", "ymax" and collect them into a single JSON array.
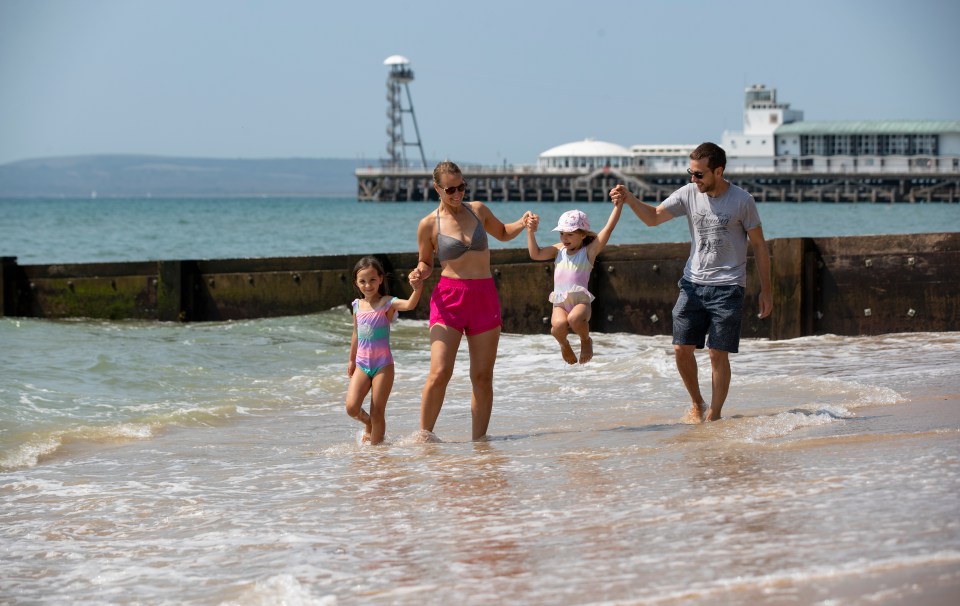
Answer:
[
  {"xmin": 747, "ymin": 226, "xmax": 773, "ymax": 319},
  {"xmin": 609, "ymin": 184, "xmax": 673, "ymax": 227}
]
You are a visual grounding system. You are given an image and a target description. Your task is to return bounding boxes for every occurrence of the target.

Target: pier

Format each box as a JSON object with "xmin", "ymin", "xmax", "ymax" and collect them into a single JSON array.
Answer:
[
  {"xmin": 3, "ymin": 232, "xmax": 957, "ymax": 340},
  {"xmin": 356, "ymin": 165, "xmax": 960, "ymax": 203}
]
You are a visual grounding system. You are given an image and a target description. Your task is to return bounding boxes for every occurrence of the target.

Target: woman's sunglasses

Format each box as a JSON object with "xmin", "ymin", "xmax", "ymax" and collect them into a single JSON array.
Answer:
[
  {"xmin": 439, "ymin": 182, "xmax": 467, "ymax": 195},
  {"xmin": 686, "ymin": 168, "xmax": 706, "ymax": 179}
]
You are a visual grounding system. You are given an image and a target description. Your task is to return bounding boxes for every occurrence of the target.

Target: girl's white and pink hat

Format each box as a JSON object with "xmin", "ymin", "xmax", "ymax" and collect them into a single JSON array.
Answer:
[{"xmin": 552, "ymin": 209, "xmax": 596, "ymax": 237}]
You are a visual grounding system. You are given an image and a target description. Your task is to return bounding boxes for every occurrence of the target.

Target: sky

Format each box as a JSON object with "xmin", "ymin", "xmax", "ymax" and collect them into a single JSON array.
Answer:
[{"xmin": 1, "ymin": 0, "xmax": 958, "ymax": 167}]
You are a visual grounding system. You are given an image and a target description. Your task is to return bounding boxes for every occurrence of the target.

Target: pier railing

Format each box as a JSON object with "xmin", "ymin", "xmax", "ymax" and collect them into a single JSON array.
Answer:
[
  {"xmin": 356, "ymin": 155, "xmax": 960, "ymax": 176},
  {"xmin": 355, "ymin": 158, "xmax": 960, "ymax": 202},
  {"xmin": 3, "ymin": 233, "xmax": 957, "ymax": 339}
]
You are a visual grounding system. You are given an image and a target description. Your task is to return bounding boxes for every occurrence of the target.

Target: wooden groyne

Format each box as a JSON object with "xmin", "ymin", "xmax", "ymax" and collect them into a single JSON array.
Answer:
[{"xmin": 2, "ymin": 232, "xmax": 957, "ymax": 339}]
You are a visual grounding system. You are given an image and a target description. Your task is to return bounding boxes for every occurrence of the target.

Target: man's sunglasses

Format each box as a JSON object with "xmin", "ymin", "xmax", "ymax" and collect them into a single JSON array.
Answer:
[
  {"xmin": 439, "ymin": 182, "xmax": 467, "ymax": 195},
  {"xmin": 686, "ymin": 168, "xmax": 706, "ymax": 179}
]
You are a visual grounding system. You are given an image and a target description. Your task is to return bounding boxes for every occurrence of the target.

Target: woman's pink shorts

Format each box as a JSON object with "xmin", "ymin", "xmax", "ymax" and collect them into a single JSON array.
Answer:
[{"xmin": 429, "ymin": 276, "xmax": 502, "ymax": 335}]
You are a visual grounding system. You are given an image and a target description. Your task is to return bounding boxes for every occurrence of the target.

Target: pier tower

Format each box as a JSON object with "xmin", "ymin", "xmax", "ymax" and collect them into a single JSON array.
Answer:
[
  {"xmin": 723, "ymin": 84, "xmax": 804, "ymax": 168},
  {"xmin": 383, "ymin": 55, "xmax": 427, "ymax": 169}
]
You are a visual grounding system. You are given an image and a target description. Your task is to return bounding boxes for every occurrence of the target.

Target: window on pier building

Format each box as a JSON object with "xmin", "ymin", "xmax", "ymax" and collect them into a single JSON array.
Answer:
[
  {"xmin": 915, "ymin": 135, "xmax": 938, "ymax": 155},
  {"xmin": 801, "ymin": 135, "xmax": 827, "ymax": 156},
  {"xmin": 888, "ymin": 136, "xmax": 907, "ymax": 155},
  {"xmin": 878, "ymin": 135, "xmax": 891, "ymax": 155},
  {"xmin": 848, "ymin": 135, "xmax": 861, "ymax": 155},
  {"xmin": 834, "ymin": 136, "xmax": 850, "ymax": 156},
  {"xmin": 824, "ymin": 135, "xmax": 837, "ymax": 155}
]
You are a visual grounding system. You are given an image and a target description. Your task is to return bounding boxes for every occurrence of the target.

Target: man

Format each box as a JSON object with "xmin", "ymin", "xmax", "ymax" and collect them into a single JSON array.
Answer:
[{"xmin": 610, "ymin": 142, "xmax": 772, "ymax": 422}]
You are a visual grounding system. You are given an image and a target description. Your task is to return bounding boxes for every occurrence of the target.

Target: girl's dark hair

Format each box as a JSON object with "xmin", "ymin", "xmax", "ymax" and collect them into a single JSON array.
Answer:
[
  {"xmin": 352, "ymin": 256, "xmax": 387, "ymax": 296},
  {"xmin": 567, "ymin": 229, "xmax": 596, "ymax": 246}
]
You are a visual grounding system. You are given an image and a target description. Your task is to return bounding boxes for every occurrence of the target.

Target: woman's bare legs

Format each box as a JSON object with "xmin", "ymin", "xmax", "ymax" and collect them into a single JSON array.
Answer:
[
  {"xmin": 420, "ymin": 324, "xmax": 463, "ymax": 434},
  {"xmin": 466, "ymin": 326, "xmax": 500, "ymax": 440}
]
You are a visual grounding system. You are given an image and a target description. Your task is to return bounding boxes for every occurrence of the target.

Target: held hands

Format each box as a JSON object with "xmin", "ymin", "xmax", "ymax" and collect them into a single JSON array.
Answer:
[
  {"xmin": 523, "ymin": 212, "xmax": 540, "ymax": 232},
  {"xmin": 609, "ymin": 184, "xmax": 633, "ymax": 206},
  {"xmin": 408, "ymin": 267, "xmax": 423, "ymax": 290}
]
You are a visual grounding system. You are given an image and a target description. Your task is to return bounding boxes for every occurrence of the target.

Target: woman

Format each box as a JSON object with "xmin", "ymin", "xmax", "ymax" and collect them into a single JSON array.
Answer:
[{"xmin": 408, "ymin": 161, "xmax": 535, "ymax": 441}]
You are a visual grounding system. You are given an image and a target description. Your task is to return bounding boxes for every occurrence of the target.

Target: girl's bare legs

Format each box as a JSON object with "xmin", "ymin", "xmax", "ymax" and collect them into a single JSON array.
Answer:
[
  {"xmin": 567, "ymin": 303, "xmax": 593, "ymax": 364},
  {"xmin": 420, "ymin": 324, "xmax": 463, "ymax": 435},
  {"xmin": 368, "ymin": 364, "xmax": 395, "ymax": 444},
  {"xmin": 345, "ymin": 371, "xmax": 373, "ymax": 438},
  {"xmin": 550, "ymin": 307, "xmax": 577, "ymax": 364},
  {"xmin": 466, "ymin": 326, "xmax": 500, "ymax": 440}
]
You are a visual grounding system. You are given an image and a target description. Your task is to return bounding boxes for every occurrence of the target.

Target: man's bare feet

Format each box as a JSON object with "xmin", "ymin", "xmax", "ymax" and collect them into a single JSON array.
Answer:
[
  {"xmin": 682, "ymin": 402, "xmax": 706, "ymax": 424},
  {"xmin": 579, "ymin": 337, "xmax": 593, "ymax": 364},
  {"xmin": 706, "ymin": 408, "xmax": 722, "ymax": 422},
  {"xmin": 559, "ymin": 339, "xmax": 577, "ymax": 364}
]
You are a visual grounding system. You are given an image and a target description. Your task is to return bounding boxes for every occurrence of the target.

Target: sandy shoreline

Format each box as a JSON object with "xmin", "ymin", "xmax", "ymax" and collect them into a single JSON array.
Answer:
[
  {"xmin": 740, "ymin": 391, "xmax": 960, "ymax": 606},
  {"xmin": 3, "ymin": 325, "xmax": 959, "ymax": 605}
]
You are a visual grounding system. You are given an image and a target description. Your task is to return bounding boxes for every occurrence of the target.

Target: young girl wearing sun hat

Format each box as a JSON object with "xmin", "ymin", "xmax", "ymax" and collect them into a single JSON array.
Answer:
[{"xmin": 526, "ymin": 202, "xmax": 622, "ymax": 364}]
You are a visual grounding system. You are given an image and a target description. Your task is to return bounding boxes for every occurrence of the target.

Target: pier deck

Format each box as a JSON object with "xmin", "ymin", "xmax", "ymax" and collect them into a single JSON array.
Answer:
[{"xmin": 356, "ymin": 167, "xmax": 960, "ymax": 203}]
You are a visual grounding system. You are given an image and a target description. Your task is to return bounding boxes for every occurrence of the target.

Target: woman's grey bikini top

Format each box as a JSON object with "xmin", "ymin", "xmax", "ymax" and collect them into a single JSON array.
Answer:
[{"xmin": 436, "ymin": 203, "xmax": 488, "ymax": 262}]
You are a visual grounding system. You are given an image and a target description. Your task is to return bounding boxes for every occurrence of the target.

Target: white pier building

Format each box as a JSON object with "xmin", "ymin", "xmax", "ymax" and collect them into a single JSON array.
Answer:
[
  {"xmin": 356, "ymin": 84, "xmax": 960, "ymax": 202},
  {"xmin": 719, "ymin": 84, "xmax": 960, "ymax": 175}
]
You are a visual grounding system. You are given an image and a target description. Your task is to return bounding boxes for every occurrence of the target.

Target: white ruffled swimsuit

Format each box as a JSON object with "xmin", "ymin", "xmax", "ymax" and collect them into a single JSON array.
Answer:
[{"xmin": 549, "ymin": 246, "xmax": 595, "ymax": 309}]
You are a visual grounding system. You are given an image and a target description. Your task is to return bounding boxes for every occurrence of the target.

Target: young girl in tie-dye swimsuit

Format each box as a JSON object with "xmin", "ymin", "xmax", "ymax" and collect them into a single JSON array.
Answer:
[
  {"xmin": 345, "ymin": 257, "xmax": 422, "ymax": 444},
  {"xmin": 527, "ymin": 204, "xmax": 622, "ymax": 364}
]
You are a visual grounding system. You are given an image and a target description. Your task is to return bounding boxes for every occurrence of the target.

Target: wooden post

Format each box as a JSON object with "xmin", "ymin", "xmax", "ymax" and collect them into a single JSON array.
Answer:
[
  {"xmin": 769, "ymin": 238, "xmax": 805, "ymax": 340},
  {"xmin": 1, "ymin": 256, "xmax": 17, "ymax": 317},
  {"xmin": 803, "ymin": 246, "xmax": 821, "ymax": 336},
  {"xmin": 157, "ymin": 261, "xmax": 183, "ymax": 322}
]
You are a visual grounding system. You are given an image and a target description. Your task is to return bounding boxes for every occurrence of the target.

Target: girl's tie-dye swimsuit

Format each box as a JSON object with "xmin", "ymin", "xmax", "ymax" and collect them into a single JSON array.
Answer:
[{"xmin": 353, "ymin": 297, "xmax": 396, "ymax": 378}]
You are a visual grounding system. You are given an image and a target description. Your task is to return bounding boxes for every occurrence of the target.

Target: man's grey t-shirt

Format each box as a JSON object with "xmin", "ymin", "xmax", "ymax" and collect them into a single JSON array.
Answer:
[{"xmin": 662, "ymin": 182, "xmax": 762, "ymax": 287}]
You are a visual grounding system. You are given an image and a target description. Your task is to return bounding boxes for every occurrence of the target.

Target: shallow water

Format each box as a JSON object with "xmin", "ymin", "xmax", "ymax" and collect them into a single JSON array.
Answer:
[
  {"xmin": 2, "ymin": 196, "xmax": 959, "ymax": 603},
  {"xmin": 2, "ymin": 314, "xmax": 958, "ymax": 604},
  {"xmin": 2, "ymin": 197, "xmax": 959, "ymax": 264}
]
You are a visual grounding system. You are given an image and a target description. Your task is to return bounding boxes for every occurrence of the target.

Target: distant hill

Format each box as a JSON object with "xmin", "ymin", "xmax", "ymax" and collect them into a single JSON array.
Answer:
[{"xmin": 0, "ymin": 155, "xmax": 375, "ymax": 197}]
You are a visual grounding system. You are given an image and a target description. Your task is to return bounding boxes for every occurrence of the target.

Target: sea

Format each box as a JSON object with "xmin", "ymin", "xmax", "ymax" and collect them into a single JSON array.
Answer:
[{"xmin": 1, "ymin": 197, "xmax": 959, "ymax": 605}]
